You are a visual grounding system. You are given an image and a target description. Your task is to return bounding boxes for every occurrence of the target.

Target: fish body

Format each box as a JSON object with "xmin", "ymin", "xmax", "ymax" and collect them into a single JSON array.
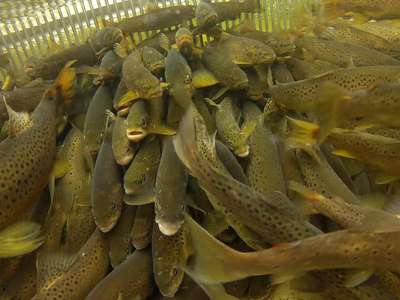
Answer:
[
  {"xmin": 165, "ymin": 48, "xmax": 194, "ymax": 109},
  {"xmin": 195, "ymin": 1, "xmax": 219, "ymax": 32},
  {"xmin": 271, "ymin": 62, "xmax": 295, "ymax": 83},
  {"xmin": 124, "ymin": 137, "xmax": 161, "ymax": 195},
  {"xmin": 131, "ymin": 203, "xmax": 154, "ymax": 250},
  {"xmin": 25, "ymin": 27, "xmax": 123, "ymax": 79},
  {"xmin": 116, "ymin": 6, "xmax": 194, "ymax": 33},
  {"xmin": 202, "ymin": 46, "xmax": 248, "ymax": 90},
  {"xmin": 152, "ymin": 224, "xmax": 192, "ymax": 297},
  {"xmin": 354, "ymin": 21, "xmax": 400, "ymax": 44},
  {"xmin": 112, "ymin": 115, "xmax": 135, "ymax": 166},
  {"xmin": 210, "ymin": 97, "xmax": 250, "ymax": 157},
  {"xmin": 86, "ymin": 249, "xmax": 153, "ymax": 300},
  {"xmin": 317, "ymin": 21, "xmax": 400, "ymax": 56},
  {"xmin": 155, "ymin": 137, "xmax": 188, "ymax": 236},
  {"xmin": 215, "ymin": 34, "xmax": 276, "ymax": 65},
  {"xmin": 140, "ymin": 46, "xmax": 165, "ymax": 76},
  {"xmin": 83, "ymin": 85, "xmax": 113, "ymax": 155},
  {"xmin": 296, "ymin": 37, "xmax": 400, "ymax": 67},
  {"xmin": 174, "ymin": 106, "xmax": 320, "ymax": 244},
  {"xmin": 91, "ymin": 123, "xmax": 124, "ymax": 232},
  {"xmin": 270, "ymin": 66, "xmax": 400, "ymax": 111},
  {"xmin": 286, "ymin": 57, "xmax": 340, "ymax": 80},
  {"xmin": 33, "ymin": 230, "xmax": 109, "ymax": 300},
  {"xmin": 122, "ymin": 50, "xmax": 163, "ymax": 100},
  {"xmin": 323, "ymin": 0, "xmax": 400, "ymax": 19}
]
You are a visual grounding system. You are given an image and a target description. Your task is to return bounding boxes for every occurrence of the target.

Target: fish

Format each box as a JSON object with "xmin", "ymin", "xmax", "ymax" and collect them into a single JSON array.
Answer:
[
  {"xmin": 155, "ymin": 136, "xmax": 188, "ymax": 236},
  {"xmin": 269, "ymin": 66, "xmax": 400, "ymax": 112},
  {"xmin": 271, "ymin": 62, "xmax": 295, "ymax": 83},
  {"xmin": 163, "ymin": 275, "xmax": 209, "ymax": 300},
  {"xmin": 213, "ymin": 34, "xmax": 277, "ymax": 66},
  {"xmin": 140, "ymin": 46, "xmax": 165, "ymax": 76},
  {"xmin": 354, "ymin": 20, "xmax": 400, "ymax": 44},
  {"xmin": 295, "ymin": 37, "xmax": 400, "ymax": 67},
  {"xmin": 85, "ymin": 249, "xmax": 153, "ymax": 300},
  {"xmin": 175, "ymin": 27, "xmax": 196, "ymax": 59},
  {"xmin": 33, "ymin": 229, "xmax": 109, "ymax": 300},
  {"xmin": 0, "ymin": 61, "xmax": 75, "ymax": 258},
  {"xmin": 244, "ymin": 67, "xmax": 268, "ymax": 101},
  {"xmin": 126, "ymin": 100, "xmax": 150, "ymax": 143},
  {"xmin": 286, "ymin": 57, "xmax": 340, "ymax": 81},
  {"xmin": 195, "ymin": 1, "xmax": 219, "ymax": 33},
  {"xmin": 115, "ymin": 5, "xmax": 194, "ymax": 33},
  {"xmin": 110, "ymin": 112, "xmax": 136, "ymax": 166},
  {"xmin": 123, "ymin": 137, "xmax": 161, "ymax": 195},
  {"xmin": 83, "ymin": 85, "xmax": 114, "ymax": 156},
  {"xmin": 121, "ymin": 50, "xmax": 164, "ymax": 103},
  {"xmin": 91, "ymin": 121, "xmax": 124, "ymax": 232},
  {"xmin": 316, "ymin": 21, "xmax": 400, "ymax": 56},
  {"xmin": 183, "ymin": 212, "xmax": 400, "ymax": 284},
  {"xmin": 0, "ymin": 83, "xmax": 48, "ymax": 126},
  {"xmin": 130, "ymin": 203, "xmax": 154, "ymax": 250},
  {"xmin": 0, "ymin": 254, "xmax": 36, "ymax": 300},
  {"xmin": 107, "ymin": 205, "xmax": 135, "ymax": 268},
  {"xmin": 152, "ymin": 223, "xmax": 192, "ymax": 297},
  {"xmin": 202, "ymin": 45, "xmax": 248, "ymax": 92},
  {"xmin": 192, "ymin": 65, "xmax": 219, "ymax": 89},
  {"xmin": 165, "ymin": 48, "xmax": 194, "ymax": 109},
  {"xmin": 246, "ymin": 120, "xmax": 287, "ymax": 196},
  {"xmin": 173, "ymin": 106, "xmax": 320, "ymax": 244},
  {"xmin": 207, "ymin": 96, "xmax": 250, "ymax": 157},
  {"xmin": 215, "ymin": 140, "xmax": 248, "ymax": 185},
  {"xmin": 25, "ymin": 27, "xmax": 123, "ymax": 80},
  {"xmin": 323, "ymin": 0, "xmax": 400, "ymax": 19},
  {"xmin": 138, "ymin": 32, "xmax": 176, "ymax": 54},
  {"xmin": 83, "ymin": 50, "xmax": 123, "ymax": 85}
]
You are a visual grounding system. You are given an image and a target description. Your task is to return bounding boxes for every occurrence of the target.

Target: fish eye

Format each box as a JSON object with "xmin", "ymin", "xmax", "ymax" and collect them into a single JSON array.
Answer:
[
  {"xmin": 140, "ymin": 119, "xmax": 148, "ymax": 128},
  {"xmin": 184, "ymin": 74, "xmax": 192, "ymax": 84}
]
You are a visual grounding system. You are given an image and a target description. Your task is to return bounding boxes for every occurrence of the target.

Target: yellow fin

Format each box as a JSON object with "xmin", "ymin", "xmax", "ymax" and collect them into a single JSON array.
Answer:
[
  {"xmin": 113, "ymin": 42, "xmax": 128, "ymax": 58},
  {"xmin": 193, "ymin": 68, "xmax": 219, "ymax": 88},
  {"xmin": 47, "ymin": 60, "xmax": 77, "ymax": 101},
  {"xmin": 0, "ymin": 222, "xmax": 44, "ymax": 258},
  {"xmin": 343, "ymin": 269, "xmax": 374, "ymax": 288},
  {"xmin": 373, "ymin": 174, "xmax": 400, "ymax": 185},
  {"xmin": 288, "ymin": 181, "xmax": 325, "ymax": 202},
  {"xmin": 117, "ymin": 90, "xmax": 141, "ymax": 107},
  {"xmin": 331, "ymin": 149, "xmax": 357, "ymax": 159},
  {"xmin": 148, "ymin": 124, "xmax": 176, "ymax": 136},
  {"xmin": 1, "ymin": 74, "xmax": 14, "ymax": 91},
  {"xmin": 286, "ymin": 117, "xmax": 320, "ymax": 162}
]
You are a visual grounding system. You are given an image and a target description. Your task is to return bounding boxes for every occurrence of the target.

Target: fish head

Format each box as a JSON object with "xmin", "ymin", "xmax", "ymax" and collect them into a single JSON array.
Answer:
[
  {"xmin": 93, "ymin": 27, "xmax": 124, "ymax": 50},
  {"xmin": 176, "ymin": 28, "xmax": 194, "ymax": 53},
  {"xmin": 124, "ymin": 170, "xmax": 151, "ymax": 195},
  {"xmin": 233, "ymin": 143, "xmax": 250, "ymax": 158},
  {"xmin": 155, "ymin": 197, "xmax": 185, "ymax": 236},
  {"xmin": 196, "ymin": 1, "xmax": 218, "ymax": 27},
  {"xmin": 94, "ymin": 184, "xmax": 124, "ymax": 232},
  {"xmin": 126, "ymin": 109, "xmax": 149, "ymax": 142},
  {"xmin": 24, "ymin": 58, "xmax": 41, "ymax": 79}
]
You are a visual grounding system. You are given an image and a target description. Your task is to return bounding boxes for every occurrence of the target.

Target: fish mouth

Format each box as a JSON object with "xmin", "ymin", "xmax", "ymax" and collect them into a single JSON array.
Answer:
[
  {"xmin": 95, "ymin": 215, "xmax": 119, "ymax": 233},
  {"xmin": 127, "ymin": 129, "xmax": 147, "ymax": 142},
  {"xmin": 235, "ymin": 145, "xmax": 250, "ymax": 158},
  {"xmin": 156, "ymin": 220, "xmax": 184, "ymax": 236},
  {"xmin": 177, "ymin": 35, "xmax": 193, "ymax": 47}
]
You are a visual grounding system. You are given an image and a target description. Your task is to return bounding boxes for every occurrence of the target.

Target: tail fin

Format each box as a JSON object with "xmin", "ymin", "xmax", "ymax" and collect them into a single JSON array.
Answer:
[
  {"xmin": 46, "ymin": 60, "xmax": 77, "ymax": 102},
  {"xmin": 313, "ymin": 82, "xmax": 350, "ymax": 142},
  {"xmin": 289, "ymin": 181, "xmax": 325, "ymax": 203},
  {"xmin": 0, "ymin": 221, "xmax": 44, "ymax": 258},
  {"xmin": 286, "ymin": 117, "xmax": 320, "ymax": 162}
]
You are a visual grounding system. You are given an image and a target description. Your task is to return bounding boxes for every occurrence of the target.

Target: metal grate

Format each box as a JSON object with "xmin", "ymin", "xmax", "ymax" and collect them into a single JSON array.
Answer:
[{"xmin": 0, "ymin": 0, "xmax": 316, "ymax": 68}]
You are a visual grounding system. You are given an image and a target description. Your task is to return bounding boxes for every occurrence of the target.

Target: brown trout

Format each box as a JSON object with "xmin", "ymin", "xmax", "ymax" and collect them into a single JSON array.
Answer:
[
  {"xmin": 91, "ymin": 122, "xmax": 124, "ymax": 232},
  {"xmin": 86, "ymin": 249, "xmax": 153, "ymax": 300},
  {"xmin": 25, "ymin": 27, "xmax": 123, "ymax": 79},
  {"xmin": 130, "ymin": 203, "xmax": 154, "ymax": 250},
  {"xmin": 323, "ymin": 0, "xmax": 400, "ymax": 19}
]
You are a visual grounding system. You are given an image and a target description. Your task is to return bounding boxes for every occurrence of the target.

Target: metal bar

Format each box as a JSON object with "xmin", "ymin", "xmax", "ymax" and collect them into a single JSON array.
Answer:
[
  {"xmin": 48, "ymin": 9, "xmax": 67, "ymax": 48},
  {"xmin": 65, "ymin": 4, "xmax": 80, "ymax": 44},
  {"xmin": 114, "ymin": 0, "xmax": 123, "ymax": 21},
  {"xmin": 72, "ymin": 2, "xmax": 86, "ymax": 44},
  {"xmin": 9, "ymin": 20, "xmax": 29, "ymax": 60},
  {"xmin": 26, "ymin": 16, "xmax": 45, "ymax": 54},
  {"xmin": 17, "ymin": 18, "xmax": 39, "ymax": 58},
  {"xmin": 87, "ymin": 0, "xmax": 101, "ymax": 29},
  {"xmin": 0, "ymin": 34, "xmax": 20, "ymax": 67},
  {"xmin": 56, "ymin": 6, "xmax": 72, "ymax": 47}
]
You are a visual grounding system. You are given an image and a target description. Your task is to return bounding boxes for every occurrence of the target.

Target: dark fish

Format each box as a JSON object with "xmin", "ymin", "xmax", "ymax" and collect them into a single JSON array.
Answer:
[
  {"xmin": 91, "ymin": 122, "xmax": 124, "ymax": 232},
  {"xmin": 25, "ymin": 27, "xmax": 123, "ymax": 79},
  {"xmin": 131, "ymin": 203, "xmax": 154, "ymax": 250},
  {"xmin": 86, "ymin": 249, "xmax": 153, "ymax": 300}
]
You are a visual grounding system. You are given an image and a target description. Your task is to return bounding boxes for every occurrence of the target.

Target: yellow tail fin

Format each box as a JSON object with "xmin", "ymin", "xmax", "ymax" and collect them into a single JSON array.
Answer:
[
  {"xmin": 46, "ymin": 60, "xmax": 77, "ymax": 101},
  {"xmin": 0, "ymin": 222, "xmax": 44, "ymax": 258}
]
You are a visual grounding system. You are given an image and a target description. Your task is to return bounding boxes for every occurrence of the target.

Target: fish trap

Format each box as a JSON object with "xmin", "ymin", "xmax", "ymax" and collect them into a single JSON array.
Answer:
[{"xmin": 0, "ymin": 0, "xmax": 317, "ymax": 68}]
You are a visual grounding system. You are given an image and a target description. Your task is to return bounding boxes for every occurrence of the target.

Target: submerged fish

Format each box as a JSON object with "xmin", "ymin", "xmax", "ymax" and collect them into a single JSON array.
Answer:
[
  {"xmin": 91, "ymin": 122, "xmax": 124, "ymax": 232},
  {"xmin": 155, "ymin": 137, "xmax": 188, "ymax": 236},
  {"xmin": 296, "ymin": 37, "xmax": 400, "ymax": 67},
  {"xmin": 184, "ymin": 212, "xmax": 400, "ymax": 284},
  {"xmin": 286, "ymin": 57, "xmax": 340, "ymax": 81},
  {"xmin": 323, "ymin": 0, "xmax": 400, "ymax": 19},
  {"xmin": 269, "ymin": 66, "xmax": 400, "ymax": 111},
  {"xmin": 0, "ymin": 62, "xmax": 75, "ymax": 257},
  {"xmin": 165, "ymin": 48, "xmax": 194, "ymax": 109},
  {"xmin": 86, "ymin": 249, "xmax": 153, "ymax": 300},
  {"xmin": 25, "ymin": 27, "xmax": 123, "ymax": 80},
  {"xmin": 111, "ymin": 113, "xmax": 135, "ymax": 166},
  {"xmin": 33, "ymin": 230, "xmax": 109, "ymax": 300},
  {"xmin": 131, "ymin": 203, "xmax": 154, "ymax": 250},
  {"xmin": 140, "ymin": 46, "xmax": 165, "ymax": 76}
]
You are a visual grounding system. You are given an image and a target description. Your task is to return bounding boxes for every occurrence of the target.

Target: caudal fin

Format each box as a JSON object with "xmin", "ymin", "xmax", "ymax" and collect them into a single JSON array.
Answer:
[{"xmin": 0, "ymin": 221, "xmax": 44, "ymax": 258}]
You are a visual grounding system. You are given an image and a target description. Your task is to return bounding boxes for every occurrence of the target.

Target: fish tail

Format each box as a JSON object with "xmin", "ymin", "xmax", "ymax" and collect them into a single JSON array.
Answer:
[
  {"xmin": 288, "ymin": 181, "xmax": 324, "ymax": 203},
  {"xmin": 46, "ymin": 60, "xmax": 77, "ymax": 102},
  {"xmin": 0, "ymin": 221, "xmax": 44, "ymax": 258},
  {"xmin": 313, "ymin": 82, "xmax": 350, "ymax": 142},
  {"xmin": 173, "ymin": 106, "xmax": 199, "ymax": 173},
  {"xmin": 286, "ymin": 117, "xmax": 320, "ymax": 161}
]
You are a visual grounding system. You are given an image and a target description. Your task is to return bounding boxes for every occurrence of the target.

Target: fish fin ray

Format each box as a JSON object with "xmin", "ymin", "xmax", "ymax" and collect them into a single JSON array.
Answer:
[{"xmin": 343, "ymin": 269, "xmax": 375, "ymax": 288}]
